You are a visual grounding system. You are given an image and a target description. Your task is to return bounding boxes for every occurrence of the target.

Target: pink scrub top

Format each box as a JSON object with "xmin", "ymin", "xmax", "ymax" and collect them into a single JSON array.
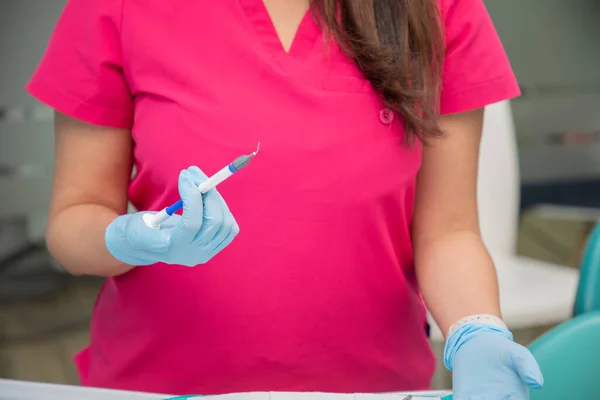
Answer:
[{"xmin": 27, "ymin": 0, "xmax": 519, "ymax": 395}]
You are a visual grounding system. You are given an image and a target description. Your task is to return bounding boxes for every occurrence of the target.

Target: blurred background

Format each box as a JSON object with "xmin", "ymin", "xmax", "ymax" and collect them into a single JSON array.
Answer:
[{"xmin": 1, "ymin": 0, "xmax": 599, "ymax": 393}]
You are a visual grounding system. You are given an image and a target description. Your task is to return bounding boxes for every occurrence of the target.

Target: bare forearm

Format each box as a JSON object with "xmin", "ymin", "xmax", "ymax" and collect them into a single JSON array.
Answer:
[
  {"xmin": 415, "ymin": 230, "xmax": 501, "ymax": 337},
  {"xmin": 46, "ymin": 204, "xmax": 133, "ymax": 277}
]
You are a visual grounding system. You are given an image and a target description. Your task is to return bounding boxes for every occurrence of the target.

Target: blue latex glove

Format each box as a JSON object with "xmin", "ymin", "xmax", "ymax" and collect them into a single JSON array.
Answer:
[
  {"xmin": 105, "ymin": 166, "xmax": 239, "ymax": 267},
  {"xmin": 445, "ymin": 323, "xmax": 544, "ymax": 400}
]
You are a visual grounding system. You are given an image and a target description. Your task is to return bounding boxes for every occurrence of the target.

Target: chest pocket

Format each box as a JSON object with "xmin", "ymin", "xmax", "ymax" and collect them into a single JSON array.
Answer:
[
  {"xmin": 321, "ymin": 75, "xmax": 399, "ymax": 132},
  {"xmin": 321, "ymin": 76, "xmax": 372, "ymax": 93}
]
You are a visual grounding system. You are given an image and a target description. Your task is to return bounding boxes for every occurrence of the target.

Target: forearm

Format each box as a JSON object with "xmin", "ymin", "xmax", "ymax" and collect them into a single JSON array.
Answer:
[
  {"xmin": 46, "ymin": 204, "xmax": 134, "ymax": 277},
  {"xmin": 415, "ymin": 229, "xmax": 501, "ymax": 337}
]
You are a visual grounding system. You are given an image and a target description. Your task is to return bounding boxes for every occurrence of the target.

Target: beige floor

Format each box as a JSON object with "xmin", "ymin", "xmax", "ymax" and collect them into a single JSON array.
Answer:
[{"xmin": 0, "ymin": 214, "xmax": 590, "ymax": 387}]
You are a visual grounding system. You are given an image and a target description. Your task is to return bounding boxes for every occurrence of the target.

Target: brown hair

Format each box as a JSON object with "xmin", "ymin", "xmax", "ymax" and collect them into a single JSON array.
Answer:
[{"xmin": 312, "ymin": 0, "xmax": 445, "ymax": 140}]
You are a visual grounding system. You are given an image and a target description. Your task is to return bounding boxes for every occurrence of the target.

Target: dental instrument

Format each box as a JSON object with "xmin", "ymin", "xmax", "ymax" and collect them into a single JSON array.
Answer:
[{"xmin": 143, "ymin": 143, "xmax": 260, "ymax": 229}]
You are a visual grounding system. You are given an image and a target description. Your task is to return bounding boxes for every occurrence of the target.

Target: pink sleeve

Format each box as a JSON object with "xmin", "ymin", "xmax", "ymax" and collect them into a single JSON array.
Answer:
[
  {"xmin": 439, "ymin": 0, "xmax": 520, "ymax": 115},
  {"xmin": 26, "ymin": 0, "xmax": 133, "ymax": 128}
]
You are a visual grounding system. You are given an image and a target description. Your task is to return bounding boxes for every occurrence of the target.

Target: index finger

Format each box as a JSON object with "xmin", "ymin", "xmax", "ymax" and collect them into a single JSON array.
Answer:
[{"xmin": 171, "ymin": 168, "xmax": 205, "ymax": 243}]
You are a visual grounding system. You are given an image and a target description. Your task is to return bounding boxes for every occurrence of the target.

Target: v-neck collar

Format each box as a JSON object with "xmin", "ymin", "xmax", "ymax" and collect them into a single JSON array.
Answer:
[{"xmin": 238, "ymin": 0, "xmax": 321, "ymax": 61}]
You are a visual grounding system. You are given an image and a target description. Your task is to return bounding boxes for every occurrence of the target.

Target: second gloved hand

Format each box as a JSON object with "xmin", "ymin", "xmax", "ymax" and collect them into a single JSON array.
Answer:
[
  {"xmin": 105, "ymin": 166, "xmax": 239, "ymax": 267},
  {"xmin": 445, "ymin": 323, "xmax": 544, "ymax": 400}
]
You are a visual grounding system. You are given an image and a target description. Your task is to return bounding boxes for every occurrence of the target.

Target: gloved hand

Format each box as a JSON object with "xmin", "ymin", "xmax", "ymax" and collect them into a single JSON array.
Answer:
[
  {"xmin": 445, "ymin": 323, "xmax": 544, "ymax": 400},
  {"xmin": 105, "ymin": 166, "xmax": 239, "ymax": 267}
]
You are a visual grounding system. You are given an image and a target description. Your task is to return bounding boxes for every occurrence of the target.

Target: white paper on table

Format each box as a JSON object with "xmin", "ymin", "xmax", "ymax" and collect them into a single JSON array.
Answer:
[{"xmin": 170, "ymin": 392, "xmax": 452, "ymax": 400}]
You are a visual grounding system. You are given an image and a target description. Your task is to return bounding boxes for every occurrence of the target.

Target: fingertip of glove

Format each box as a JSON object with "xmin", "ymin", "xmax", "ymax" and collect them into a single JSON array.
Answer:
[
  {"xmin": 178, "ymin": 168, "xmax": 190, "ymax": 183},
  {"xmin": 521, "ymin": 362, "xmax": 544, "ymax": 387},
  {"xmin": 185, "ymin": 165, "xmax": 209, "ymax": 182},
  {"xmin": 531, "ymin": 370, "xmax": 544, "ymax": 388},
  {"xmin": 513, "ymin": 350, "xmax": 544, "ymax": 388},
  {"xmin": 178, "ymin": 170, "xmax": 201, "ymax": 198},
  {"xmin": 186, "ymin": 165, "xmax": 203, "ymax": 175},
  {"xmin": 527, "ymin": 377, "xmax": 544, "ymax": 390}
]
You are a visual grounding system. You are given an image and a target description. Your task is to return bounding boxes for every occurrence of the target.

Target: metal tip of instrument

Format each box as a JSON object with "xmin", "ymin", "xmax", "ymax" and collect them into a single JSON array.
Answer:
[{"xmin": 252, "ymin": 142, "xmax": 261, "ymax": 157}]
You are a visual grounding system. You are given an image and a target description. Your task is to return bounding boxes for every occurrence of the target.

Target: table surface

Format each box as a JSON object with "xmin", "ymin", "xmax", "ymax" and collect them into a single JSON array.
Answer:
[
  {"xmin": 428, "ymin": 252, "xmax": 580, "ymax": 341},
  {"xmin": 0, "ymin": 380, "xmax": 452, "ymax": 400}
]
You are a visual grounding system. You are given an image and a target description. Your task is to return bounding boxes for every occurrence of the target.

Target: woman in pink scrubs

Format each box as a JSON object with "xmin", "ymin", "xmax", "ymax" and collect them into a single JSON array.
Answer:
[{"xmin": 28, "ymin": 0, "xmax": 543, "ymax": 398}]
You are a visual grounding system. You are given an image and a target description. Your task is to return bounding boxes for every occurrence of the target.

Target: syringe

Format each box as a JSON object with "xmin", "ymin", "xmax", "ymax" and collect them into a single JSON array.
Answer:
[{"xmin": 142, "ymin": 143, "xmax": 260, "ymax": 229}]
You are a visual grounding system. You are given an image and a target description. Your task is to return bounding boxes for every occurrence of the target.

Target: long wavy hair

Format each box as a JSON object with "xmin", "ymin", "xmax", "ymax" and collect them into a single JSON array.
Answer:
[{"xmin": 312, "ymin": 0, "xmax": 445, "ymax": 140}]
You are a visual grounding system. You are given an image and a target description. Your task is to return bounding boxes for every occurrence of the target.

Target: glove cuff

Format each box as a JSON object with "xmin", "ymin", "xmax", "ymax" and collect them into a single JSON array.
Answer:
[
  {"xmin": 443, "ymin": 315, "xmax": 513, "ymax": 372},
  {"xmin": 447, "ymin": 313, "xmax": 507, "ymax": 337}
]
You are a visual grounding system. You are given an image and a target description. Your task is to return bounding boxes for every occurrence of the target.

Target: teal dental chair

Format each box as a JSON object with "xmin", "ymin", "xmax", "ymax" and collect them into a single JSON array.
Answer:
[
  {"xmin": 528, "ymin": 311, "xmax": 600, "ymax": 399},
  {"xmin": 574, "ymin": 222, "xmax": 600, "ymax": 316}
]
